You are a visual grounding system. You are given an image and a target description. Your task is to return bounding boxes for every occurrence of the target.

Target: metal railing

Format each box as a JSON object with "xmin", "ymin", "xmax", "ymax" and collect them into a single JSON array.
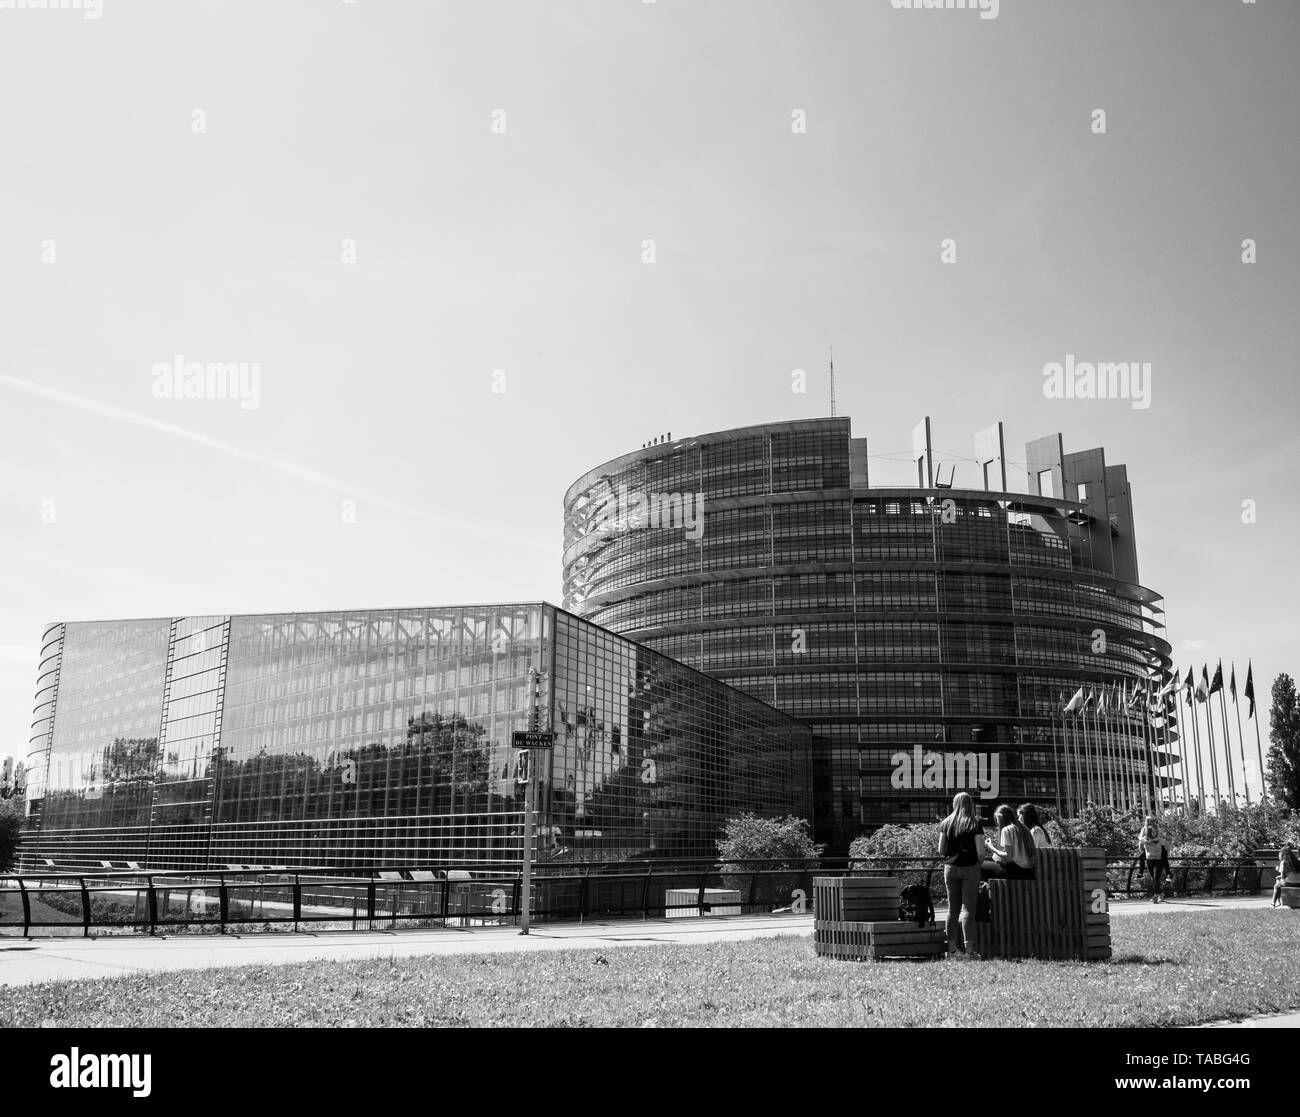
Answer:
[{"xmin": 0, "ymin": 855, "xmax": 1282, "ymax": 938}]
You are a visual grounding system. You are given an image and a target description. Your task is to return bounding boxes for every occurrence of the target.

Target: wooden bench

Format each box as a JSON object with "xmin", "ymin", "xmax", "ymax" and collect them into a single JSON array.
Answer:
[
  {"xmin": 1281, "ymin": 885, "xmax": 1300, "ymax": 910},
  {"xmin": 974, "ymin": 847, "xmax": 1111, "ymax": 962},
  {"xmin": 813, "ymin": 876, "xmax": 946, "ymax": 961}
]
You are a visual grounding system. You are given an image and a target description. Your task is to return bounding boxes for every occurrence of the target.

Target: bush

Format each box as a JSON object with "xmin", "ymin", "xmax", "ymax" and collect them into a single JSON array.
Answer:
[
  {"xmin": 0, "ymin": 799, "xmax": 21, "ymax": 873},
  {"xmin": 716, "ymin": 814, "xmax": 823, "ymax": 905},
  {"xmin": 1047, "ymin": 799, "xmax": 1299, "ymax": 859},
  {"xmin": 848, "ymin": 822, "xmax": 940, "ymax": 867}
]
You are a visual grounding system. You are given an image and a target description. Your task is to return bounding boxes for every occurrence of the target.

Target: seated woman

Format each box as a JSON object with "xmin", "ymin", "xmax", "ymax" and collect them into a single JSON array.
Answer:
[
  {"xmin": 1273, "ymin": 844, "xmax": 1300, "ymax": 907},
  {"xmin": 1018, "ymin": 803, "xmax": 1052, "ymax": 848},
  {"xmin": 981, "ymin": 804, "xmax": 1037, "ymax": 880}
]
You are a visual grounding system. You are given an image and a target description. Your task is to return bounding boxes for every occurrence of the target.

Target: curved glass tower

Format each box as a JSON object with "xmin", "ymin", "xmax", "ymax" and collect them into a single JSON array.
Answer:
[{"xmin": 563, "ymin": 417, "xmax": 1175, "ymax": 852}]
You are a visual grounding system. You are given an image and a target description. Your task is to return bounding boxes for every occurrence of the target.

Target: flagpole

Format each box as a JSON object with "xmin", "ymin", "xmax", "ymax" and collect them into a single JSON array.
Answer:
[
  {"xmin": 1089, "ymin": 700, "xmax": 1107, "ymax": 806},
  {"xmin": 1067, "ymin": 708, "xmax": 1080, "ymax": 817},
  {"xmin": 1186, "ymin": 681, "xmax": 1205, "ymax": 813},
  {"xmin": 1232, "ymin": 667, "xmax": 1251, "ymax": 806},
  {"xmin": 1216, "ymin": 684, "xmax": 1236, "ymax": 808},
  {"xmin": 1117, "ymin": 687, "xmax": 1131, "ymax": 810},
  {"xmin": 1155, "ymin": 676, "xmax": 1176, "ymax": 812},
  {"xmin": 1253, "ymin": 713, "xmax": 1265, "ymax": 802},
  {"xmin": 1081, "ymin": 700, "xmax": 1095, "ymax": 805},
  {"xmin": 1202, "ymin": 684, "xmax": 1221, "ymax": 812},
  {"xmin": 1140, "ymin": 690, "xmax": 1156, "ymax": 812},
  {"xmin": 1248, "ymin": 662, "xmax": 1265, "ymax": 802},
  {"xmin": 1125, "ymin": 689, "xmax": 1144, "ymax": 813},
  {"xmin": 1125, "ymin": 687, "xmax": 1143, "ymax": 812},
  {"xmin": 1109, "ymin": 692, "xmax": 1127, "ymax": 810},
  {"xmin": 1066, "ymin": 702, "xmax": 1076, "ymax": 816},
  {"xmin": 1061, "ymin": 708, "xmax": 1073, "ymax": 815},
  {"xmin": 1048, "ymin": 697, "xmax": 1063, "ymax": 820},
  {"xmin": 1074, "ymin": 709, "xmax": 1089, "ymax": 809},
  {"xmin": 1159, "ymin": 693, "xmax": 1175, "ymax": 812},
  {"xmin": 1174, "ymin": 699, "xmax": 1190, "ymax": 814},
  {"xmin": 1107, "ymin": 689, "xmax": 1124, "ymax": 810},
  {"xmin": 1168, "ymin": 697, "xmax": 1184, "ymax": 814}
]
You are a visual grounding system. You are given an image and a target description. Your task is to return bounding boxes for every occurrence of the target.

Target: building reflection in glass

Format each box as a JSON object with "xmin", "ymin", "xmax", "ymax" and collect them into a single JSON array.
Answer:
[{"xmin": 26, "ymin": 604, "xmax": 811, "ymax": 870}]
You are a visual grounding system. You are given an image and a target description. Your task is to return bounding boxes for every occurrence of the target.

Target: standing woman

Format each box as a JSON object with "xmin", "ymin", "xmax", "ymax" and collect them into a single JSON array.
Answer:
[
  {"xmin": 937, "ymin": 791, "xmax": 986, "ymax": 958},
  {"xmin": 1137, "ymin": 816, "xmax": 1170, "ymax": 903}
]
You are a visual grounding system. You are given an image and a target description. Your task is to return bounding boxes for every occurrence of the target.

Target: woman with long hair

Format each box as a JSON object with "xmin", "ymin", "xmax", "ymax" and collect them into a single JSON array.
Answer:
[
  {"xmin": 1273, "ymin": 843, "xmax": 1300, "ymax": 907},
  {"xmin": 983, "ymin": 804, "xmax": 1037, "ymax": 880},
  {"xmin": 937, "ymin": 791, "xmax": 986, "ymax": 958},
  {"xmin": 1137, "ymin": 815, "xmax": 1170, "ymax": 903},
  {"xmin": 1018, "ymin": 803, "xmax": 1052, "ymax": 848}
]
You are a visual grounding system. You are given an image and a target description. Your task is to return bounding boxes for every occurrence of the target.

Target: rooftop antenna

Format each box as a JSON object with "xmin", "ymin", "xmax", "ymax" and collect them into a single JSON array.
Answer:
[{"xmin": 829, "ymin": 346, "xmax": 836, "ymax": 418}]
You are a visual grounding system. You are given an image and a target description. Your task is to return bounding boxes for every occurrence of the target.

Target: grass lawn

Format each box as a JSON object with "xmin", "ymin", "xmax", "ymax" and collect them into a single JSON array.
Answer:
[
  {"xmin": 0, "ymin": 891, "xmax": 79, "ymax": 927},
  {"xmin": 3, "ymin": 909, "xmax": 1298, "ymax": 1028}
]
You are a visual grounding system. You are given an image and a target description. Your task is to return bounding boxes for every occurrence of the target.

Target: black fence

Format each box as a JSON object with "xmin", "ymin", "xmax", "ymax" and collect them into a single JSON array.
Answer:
[{"xmin": 0, "ymin": 855, "xmax": 1284, "ymax": 938}]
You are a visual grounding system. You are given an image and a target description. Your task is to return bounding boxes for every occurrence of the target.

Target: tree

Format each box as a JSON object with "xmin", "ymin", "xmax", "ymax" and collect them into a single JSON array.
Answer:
[
  {"xmin": 0, "ymin": 799, "xmax": 21, "ymax": 872},
  {"xmin": 1266, "ymin": 673, "xmax": 1300, "ymax": 811}
]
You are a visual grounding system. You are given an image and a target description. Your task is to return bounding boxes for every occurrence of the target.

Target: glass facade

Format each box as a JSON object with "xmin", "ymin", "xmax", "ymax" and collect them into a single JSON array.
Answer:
[
  {"xmin": 563, "ymin": 418, "xmax": 1175, "ymax": 852},
  {"xmin": 25, "ymin": 604, "xmax": 811, "ymax": 870}
]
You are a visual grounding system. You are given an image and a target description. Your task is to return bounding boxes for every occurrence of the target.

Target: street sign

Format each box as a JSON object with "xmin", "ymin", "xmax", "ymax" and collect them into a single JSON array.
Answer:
[{"xmin": 512, "ymin": 731, "xmax": 555, "ymax": 749}]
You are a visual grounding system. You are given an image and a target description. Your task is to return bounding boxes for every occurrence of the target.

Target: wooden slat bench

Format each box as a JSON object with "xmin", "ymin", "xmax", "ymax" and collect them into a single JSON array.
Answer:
[
  {"xmin": 813, "ymin": 875, "xmax": 899, "ymax": 923},
  {"xmin": 974, "ymin": 847, "xmax": 1111, "ymax": 962},
  {"xmin": 813, "ymin": 876, "xmax": 946, "ymax": 961},
  {"xmin": 815, "ymin": 920, "xmax": 946, "ymax": 960}
]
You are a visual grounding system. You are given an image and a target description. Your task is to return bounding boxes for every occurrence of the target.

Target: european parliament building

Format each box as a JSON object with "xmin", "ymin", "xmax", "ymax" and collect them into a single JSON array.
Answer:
[
  {"xmin": 25, "ymin": 414, "xmax": 1174, "ymax": 867},
  {"xmin": 564, "ymin": 417, "xmax": 1174, "ymax": 852}
]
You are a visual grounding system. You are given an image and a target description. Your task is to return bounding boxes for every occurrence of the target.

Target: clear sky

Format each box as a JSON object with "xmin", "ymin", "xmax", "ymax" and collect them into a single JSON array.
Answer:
[{"xmin": 1, "ymin": 0, "xmax": 1296, "ymax": 800}]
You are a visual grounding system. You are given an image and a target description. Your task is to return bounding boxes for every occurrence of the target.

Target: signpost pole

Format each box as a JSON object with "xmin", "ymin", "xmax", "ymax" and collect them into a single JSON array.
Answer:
[
  {"xmin": 520, "ymin": 758, "xmax": 534, "ymax": 935},
  {"xmin": 512, "ymin": 676, "xmax": 554, "ymax": 937},
  {"xmin": 520, "ymin": 667, "xmax": 539, "ymax": 935}
]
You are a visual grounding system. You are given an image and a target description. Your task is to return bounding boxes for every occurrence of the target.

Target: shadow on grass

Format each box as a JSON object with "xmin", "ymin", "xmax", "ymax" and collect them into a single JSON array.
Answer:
[{"xmin": 1108, "ymin": 953, "xmax": 1181, "ymax": 966}]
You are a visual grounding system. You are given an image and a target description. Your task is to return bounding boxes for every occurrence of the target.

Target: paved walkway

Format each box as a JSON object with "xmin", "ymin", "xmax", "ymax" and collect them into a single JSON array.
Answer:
[
  {"xmin": 0, "ymin": 913, "xmax": 814, "ymax": 988},
  {"xmin": 2, "ymin": 894, "xmax": 1293, "ymax": 1028}
]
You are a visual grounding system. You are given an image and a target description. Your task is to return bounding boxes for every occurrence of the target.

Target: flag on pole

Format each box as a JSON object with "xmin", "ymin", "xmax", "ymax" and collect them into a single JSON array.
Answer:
[
  {"xmin": 1230, "ymin": 663, "xmax": 1237, "ymax": 703},
  {"xmin": 1195, "ymin": 665, "xmax": 1209, "ymax": 703},
  {"xmin": 1160, "ymin": 672, "xmax": 1178, "ymax": 700},
  {"xmin": 1064, "ymin": 688, "xmax": 1084, "ymax": 714},
  {"xmin": 1209, "ymin": 661, "xmax": 1224, "ymax": 696},
  {"xmin": 1098, "ymin": 687, "xmax": 1108, "ymax": 714},
  {"xmin": 1184, "ymin": 667, "xmax": 1195, "ymax": 703},
  {"xmin": 1245, "ymin": 662, "xmax": 1256, "ymax": 719}
]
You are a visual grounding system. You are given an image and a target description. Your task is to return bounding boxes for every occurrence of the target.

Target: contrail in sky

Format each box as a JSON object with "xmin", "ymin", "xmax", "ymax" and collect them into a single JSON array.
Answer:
[{"xmin": 0, "ymin": 372, "xmax": 560, "ymax": 554}]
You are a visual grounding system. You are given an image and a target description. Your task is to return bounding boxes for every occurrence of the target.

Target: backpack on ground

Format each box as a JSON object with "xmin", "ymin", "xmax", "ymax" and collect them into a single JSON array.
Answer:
[{"xmin": 899, "ymin": 883, "xmax": 935, "ymax": 927}]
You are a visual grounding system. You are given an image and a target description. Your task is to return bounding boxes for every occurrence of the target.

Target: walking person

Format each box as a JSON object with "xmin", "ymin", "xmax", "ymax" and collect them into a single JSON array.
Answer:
[
  {"xmin": 1137, "ymin": 816, "xmax": 1170, "ymax": 903},
  {"xmin": 938, "ymin": 792, "xmax": 987, "ymax": 959}
]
